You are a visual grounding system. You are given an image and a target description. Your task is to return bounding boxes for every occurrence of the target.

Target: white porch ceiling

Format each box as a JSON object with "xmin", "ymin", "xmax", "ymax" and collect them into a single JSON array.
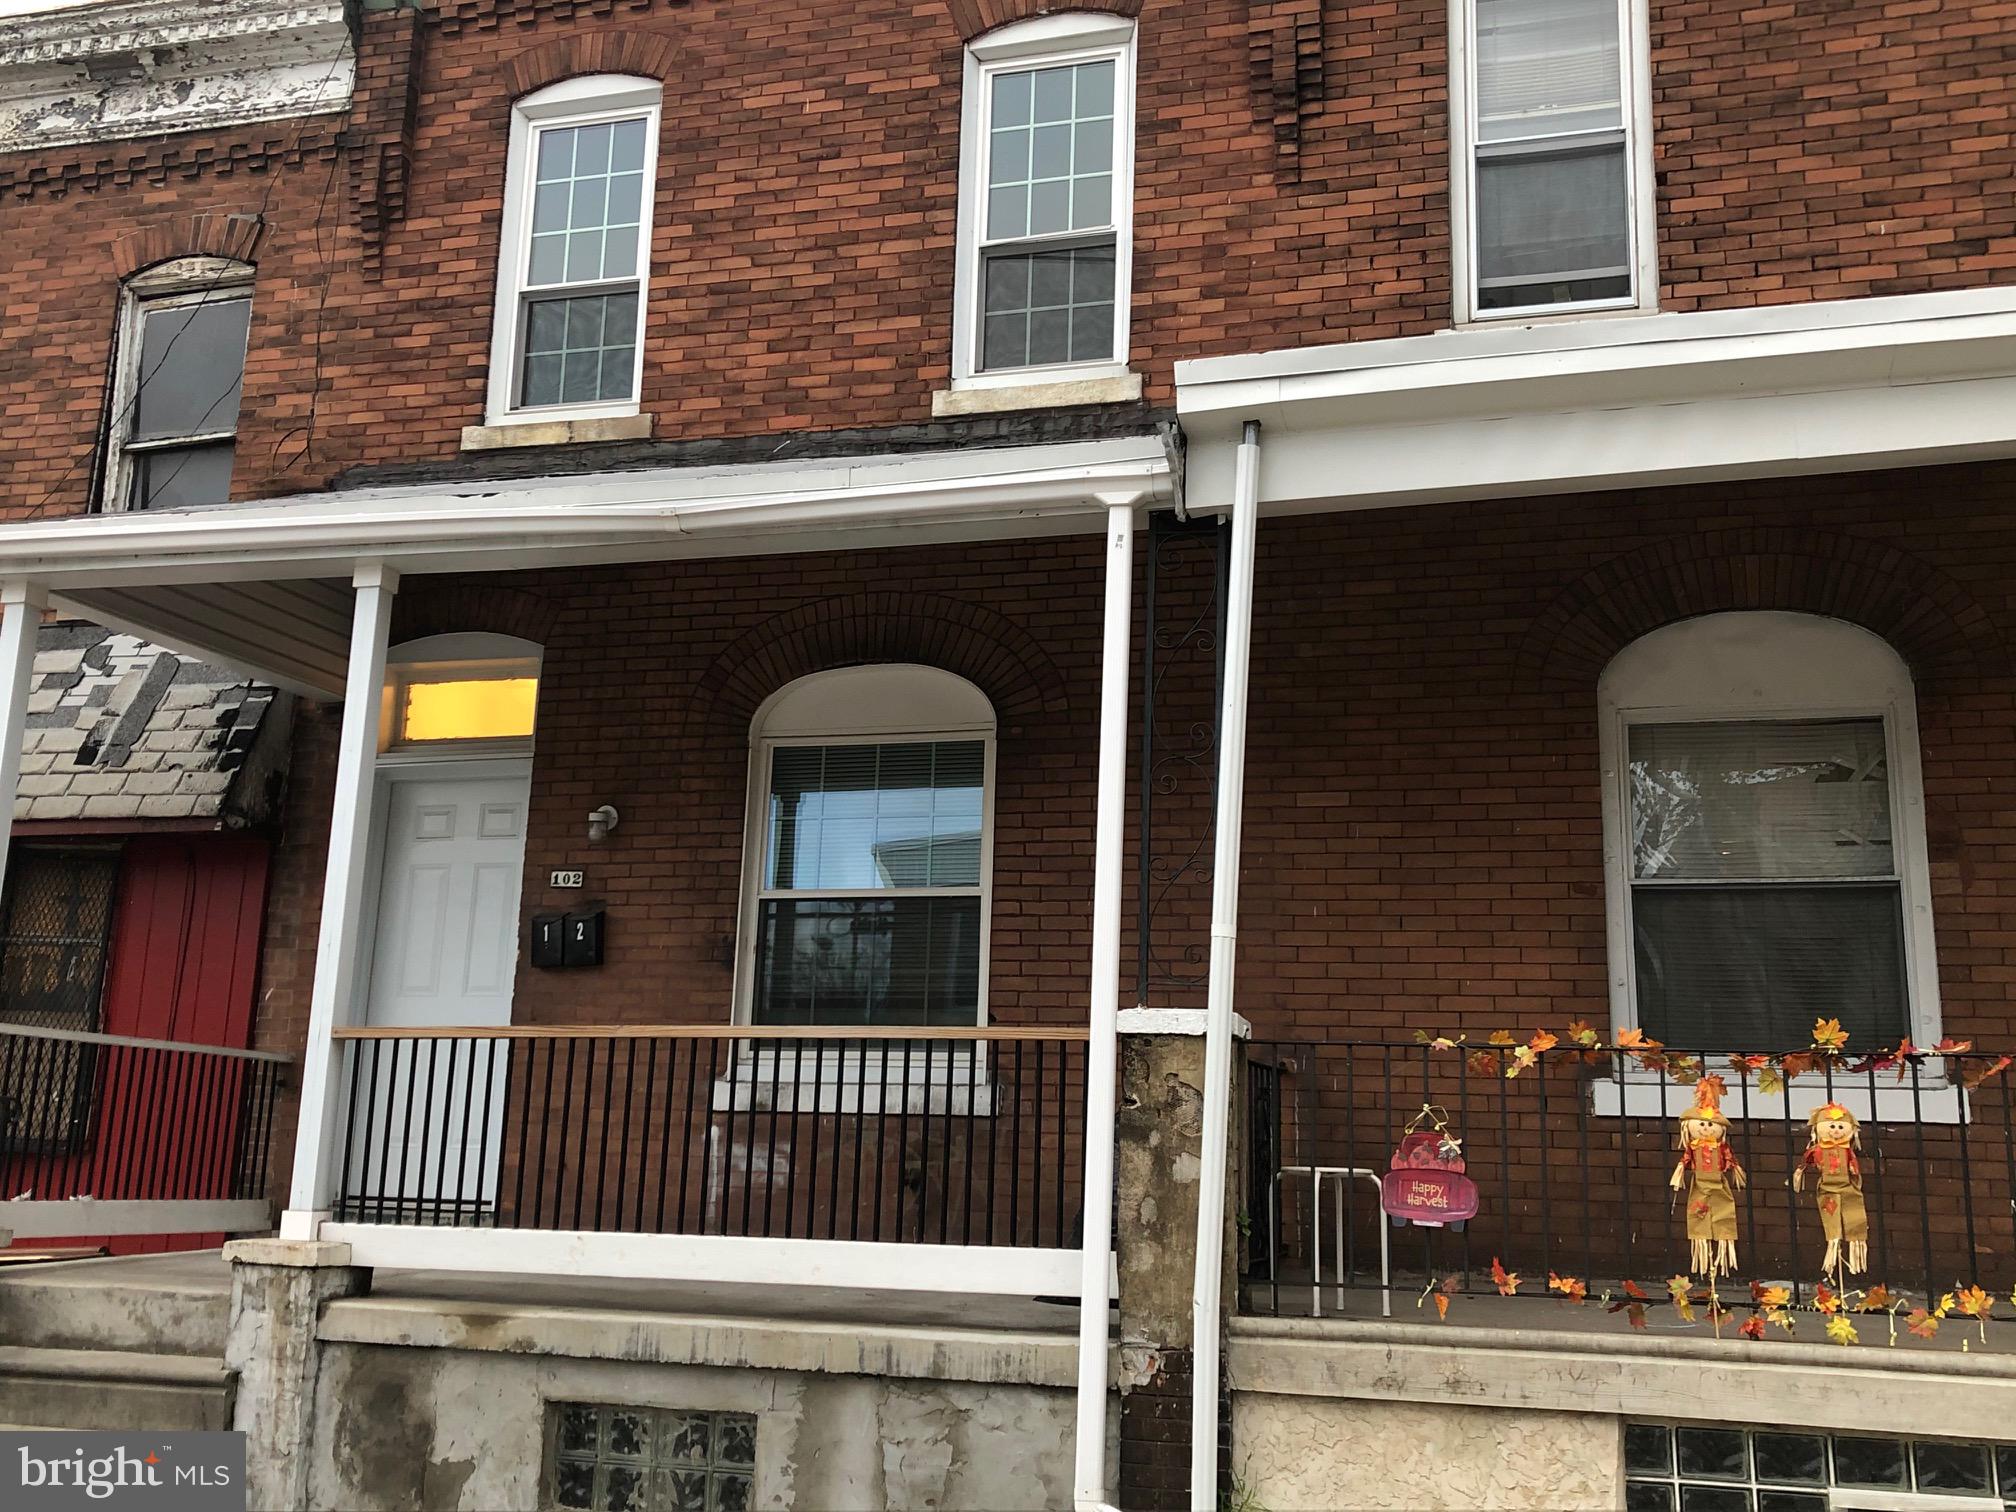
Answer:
[{"xmin": 1, "ymin": 435, "xmax": 1176, "ymax": 699}]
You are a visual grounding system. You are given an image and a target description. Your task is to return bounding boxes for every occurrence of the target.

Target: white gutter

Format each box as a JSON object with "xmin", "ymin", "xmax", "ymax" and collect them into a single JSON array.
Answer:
[
  {"xmin": 0, "ymin": 441, "xmax": 1172, "ymax": 586},
  {"xmin": 1188, "ymin": 421, "xmax": 1261, "ymax": 1511},
  {"xmin": 1075, "ymin": 502, "xmax": 1135, "ymax": 1511}
]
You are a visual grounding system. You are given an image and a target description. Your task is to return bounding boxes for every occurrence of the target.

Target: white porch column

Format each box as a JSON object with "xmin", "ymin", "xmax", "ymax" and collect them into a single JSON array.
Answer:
[
  {"xmin": 0, "ymin": 581, "xmax": 46, "ymax": 895},
  {"xmin": 281, "ymin": 562, "xmax": 398, "ymax": 1238},
  {"xmin": 1075, "ymin": 502, "xmax": 1135, "ymax": 1511},
  {"xmin": 1190, "ymin": 422, "xmax": 1262, "ymax": 1510}
]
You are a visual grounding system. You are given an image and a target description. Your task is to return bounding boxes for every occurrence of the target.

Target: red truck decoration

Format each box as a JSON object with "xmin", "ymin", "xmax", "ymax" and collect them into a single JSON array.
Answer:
[{"xmin": 1382, "ymin": 1104, "xmax": 1479, "ymax": 1230}]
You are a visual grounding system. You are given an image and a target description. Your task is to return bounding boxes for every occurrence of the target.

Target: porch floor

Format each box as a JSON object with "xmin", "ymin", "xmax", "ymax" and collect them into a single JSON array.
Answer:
[
  {"xmin": 1240, "ymin": 1271, "xmax": 2012, "ymax": 1355},
  {"xmin": 0, "ymin": 1249, "xmax": 1085, "ymax": 1343}
]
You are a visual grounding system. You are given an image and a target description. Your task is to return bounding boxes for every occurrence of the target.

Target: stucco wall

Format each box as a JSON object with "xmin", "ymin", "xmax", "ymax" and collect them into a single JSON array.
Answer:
[
  {"xmin": 307, "ymin": 1340, "xmax": 1093, "ymax": 1512},
  {"xmin": 1233, "ymin": 1394, "xmax": 1621, "ymax": 1512}
]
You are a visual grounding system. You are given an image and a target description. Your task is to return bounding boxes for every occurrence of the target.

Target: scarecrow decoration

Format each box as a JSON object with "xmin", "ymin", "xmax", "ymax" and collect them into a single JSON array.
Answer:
[
  {"xmin": 1670, "ymin": 1076, "xmax": 1746, "ymax": 1278},
  {"xmin": 1381, "ymin": 1104, "xmax": 1479, "ymax": 1230},
  {"xmin": 1792, "ymin": 1101, "xmax": 1868, "ymax": 1277}
]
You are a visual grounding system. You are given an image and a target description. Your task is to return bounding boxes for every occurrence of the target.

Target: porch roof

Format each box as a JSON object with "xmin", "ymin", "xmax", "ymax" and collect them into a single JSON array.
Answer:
[
  {"xmin": 0, "ymin": 434, "xmax": 1175, "ymax": 698},
  {"xmin": 1174, "ymin": 285, "xmax": 2016, "ymax": 514}
]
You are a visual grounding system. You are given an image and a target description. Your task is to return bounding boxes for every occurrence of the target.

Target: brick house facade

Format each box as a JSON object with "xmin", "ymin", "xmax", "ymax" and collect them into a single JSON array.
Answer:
[{"xmin": 6, "ymin": 0, "xmax": 2016, "ymax": 1507}]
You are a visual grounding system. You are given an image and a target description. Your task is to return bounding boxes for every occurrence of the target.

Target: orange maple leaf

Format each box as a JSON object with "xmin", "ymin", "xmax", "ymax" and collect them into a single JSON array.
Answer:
[
  {"xmin": 1812, "ymin": 1017, "xmax": 1850, "ymax": 1053},
  {"xmin": 1858, "ymin": 1284, "xmax": 1894, "ymax": 1312},
  {"xmin": 1962, "ymin": 1055, "xmax": 2015, "ymax": 1091},
  {"xmin": 1953, "ymin": 1284, "xmax": 1993, "ymax": 1320},
  {"xmin": 1615, "ymin": 1027, "xmax": 1662, "ymax": 1051},
  {"xmin": 1738, "ymin": 1315, "xmax": 1767, "ymax": 1341},
  {"xmin": 1490, "ymin": 1257, "xmax": 1521, "ymax": 1297},
  {"xmin": 1815, "ymin": 1284, "xmax": 1841, "ymax": 1316},
  {"xmin": 1486, "ymin": 1029, "xmax": 1517, "ymax": 1046},
  {"xmin": 1466, "ymin": 1049, "xmax": 1500, "ymax": 1078},
  {"xmin": 1548, "ymin": 1272, "xmax": 1587, "ymax": 1305},
  {"xmin": 1621, "ymin": 1279, "xmax": 1649, "ymax": 1301},
  {"xmin": 1434, "ymin": 1291, "xmax": 1450, "ymax": 1321},
  {"xmin": 1527, "ymin": 1029, "xmax": 1559, "ymax": 1056},
  {"xmin": 1933, "ymin": 1037, "xmax": 1975, "ymax": 1055},
  {"xmin": 1566, "ymin": 1019, "xmax": 1601, "ymax": 1049},
  {"xmin": 1905, "ymin": 1307, "xmax": 1941, "ymax": 1340}
]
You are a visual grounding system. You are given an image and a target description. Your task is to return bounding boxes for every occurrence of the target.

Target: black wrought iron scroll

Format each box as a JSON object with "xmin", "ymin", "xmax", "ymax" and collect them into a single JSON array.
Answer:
[{"xmin": 1135, "ymin": 511, "xmax": 1229, "ymax": 1000}]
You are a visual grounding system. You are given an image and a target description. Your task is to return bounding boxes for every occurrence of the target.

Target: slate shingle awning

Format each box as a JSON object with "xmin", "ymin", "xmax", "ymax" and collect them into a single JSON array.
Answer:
[{"xmin": 14, "ymin": 624, "xmax": 292, "ymax": 827}]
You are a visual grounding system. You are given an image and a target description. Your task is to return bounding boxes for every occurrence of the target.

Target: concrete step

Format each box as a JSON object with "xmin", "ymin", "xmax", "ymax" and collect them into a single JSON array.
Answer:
[
  {"xmin": 0, "ymin": 1252, "xmax": 232, "ymax": 1356},
  {"xmin": 0, "ymin": 1346, "xmax": 233, "ymax": 1431}
]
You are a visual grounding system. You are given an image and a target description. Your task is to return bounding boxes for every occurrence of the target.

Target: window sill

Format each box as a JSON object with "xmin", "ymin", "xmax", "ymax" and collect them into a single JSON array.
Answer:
[
  {"xmin": 930, "ymin": 371, "xmax": 1143, "ymax": 417},
  {"xmin": 1590, "ymin": 1077, "xmax": 1965, "ymax": 1125},
  {"xmin": 709, "ymin": 1056, "xmax": 999, "ymax": 1128},
  {"xmin": 459, "ymin": 413, "xmax": 653, "ymax": 451}
]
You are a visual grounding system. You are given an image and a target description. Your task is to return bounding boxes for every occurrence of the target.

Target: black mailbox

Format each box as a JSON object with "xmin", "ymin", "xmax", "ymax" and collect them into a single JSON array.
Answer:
[
  {"xmin": 530, "ymin": 913, "xmax": 565, "ymax": 968},
  {"xmin": 562, "ymin": 906, "xmax": 606, "ymax": 967}
]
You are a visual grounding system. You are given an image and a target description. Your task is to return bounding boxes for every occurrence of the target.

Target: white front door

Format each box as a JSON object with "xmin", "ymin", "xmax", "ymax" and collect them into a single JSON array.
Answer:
[{"xmin": 352, "ymin": 767, "xmax": 530, "ymax": 1220}]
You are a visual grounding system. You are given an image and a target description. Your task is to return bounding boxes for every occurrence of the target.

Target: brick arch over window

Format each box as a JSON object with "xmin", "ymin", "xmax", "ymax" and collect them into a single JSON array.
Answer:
[
  {"xmin": 391, "ymin": 584, "xmax": 560, "ymax": 647},
  {"xmin": 945, "ymin": 0, "xmax": 1141, "ymax": 42},
  {"xmin": 688, "ymin": 593, "xmax": 1070, "ymax": 735},
  {"xmin": 1517, "ymin": 528, "xmax": 2005, "ymax": 691},
  {"xmin": 111, "ymin": 214, "xmax": 265, "ymax": 280},
  {"xmin": 501, "ymin": 29, "xmax": 680, "ymax": 98}
]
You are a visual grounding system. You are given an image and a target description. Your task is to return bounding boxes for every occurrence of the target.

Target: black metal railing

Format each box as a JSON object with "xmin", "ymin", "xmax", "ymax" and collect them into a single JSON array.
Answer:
[
  {"xmin": 1245, "ymin": 1040, "xmax": 2016, "ymax": 1316},
  {"xmin": 0, "ymin": 1024, "xmax": 286, "ymax": 1205},
  {"xmin": 331, "ymin": 1025, "xmax": 1091, "ymax": 1249}
]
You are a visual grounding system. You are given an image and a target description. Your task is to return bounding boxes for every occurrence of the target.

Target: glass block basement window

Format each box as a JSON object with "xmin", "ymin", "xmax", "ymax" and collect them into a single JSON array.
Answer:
[
  {"xmin": 1626, "ymin": 1422, "xmax": 2016, "ymax": 1510},
  {"xmin": 548, "ymin": 1403, "xmax": 755, "ymax": 1512}
]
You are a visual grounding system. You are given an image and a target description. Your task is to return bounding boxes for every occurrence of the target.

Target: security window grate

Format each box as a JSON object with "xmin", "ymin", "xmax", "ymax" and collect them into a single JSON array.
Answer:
[
  {"xmin": 548, "ymin": 1402, "xmax": 755, "ymax": 1512},
  {"xmin": 1625, "ymin": 1422, "xmax": 2016, "ymax": 1511},
  {"xmin": 0, "ymin": 846, "xmax": 120, "ymax": 1155}
]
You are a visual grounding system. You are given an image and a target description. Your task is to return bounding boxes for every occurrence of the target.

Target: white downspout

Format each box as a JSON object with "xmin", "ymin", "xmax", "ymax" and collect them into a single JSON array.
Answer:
[
  {"xmin": 0, "ymin": 581, "xmax": 46, "ymax": 899},
  {"xmin": 1074, "ymin": 501, "xmax": 1135, "ymax": 1512},
  {"xmin": 1189, "ymin": 421, "xmax": 1262, "ymax": 1511}
]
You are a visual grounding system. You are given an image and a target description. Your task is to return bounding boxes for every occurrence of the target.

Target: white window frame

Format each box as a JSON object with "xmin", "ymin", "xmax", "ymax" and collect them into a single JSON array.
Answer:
[
  {"xmin": 377, "ymin": 632, "xmax": 542, "ymax": 763},
  {"xmin": 102, "ymin": 256, "xmax": 255, "ymax": 515},
  {"xmin": 1595, "ymin": 611, "xmax": 1953, "ymax": 1121},
  {"xmin": 732, "ymin": 665, "xmax": 997, "ymax": 1033},
  {"xmin": 485, "ymin": 74, "xmax": 662, "ymax": 427},
  {"xmin": 1447, "ymin": 0, "xmax": 1657, "ymax": 325},
  {"xmin": 949, "ymin": 12, "xmax": 1137, "ymax": 391}
]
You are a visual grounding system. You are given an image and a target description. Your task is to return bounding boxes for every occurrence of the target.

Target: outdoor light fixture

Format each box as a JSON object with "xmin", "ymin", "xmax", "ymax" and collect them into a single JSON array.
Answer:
[{"xmin": 587, "ymin": 804, "xmax": 619, "ymax": 842}]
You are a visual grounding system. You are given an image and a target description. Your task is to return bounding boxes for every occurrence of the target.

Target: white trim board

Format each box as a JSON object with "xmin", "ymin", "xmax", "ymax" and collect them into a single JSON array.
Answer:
[
  {"xmin": 1173, "ymin": 287, "xmax": 2016, "ymax": 514},
  {"xmin": 320, "ymin": 1224, "xmax": 1085, "ymax": 1298},
  {"xmin": 1588, "ymin": 1078, "xmax": 1965, "ymax": 1125}
]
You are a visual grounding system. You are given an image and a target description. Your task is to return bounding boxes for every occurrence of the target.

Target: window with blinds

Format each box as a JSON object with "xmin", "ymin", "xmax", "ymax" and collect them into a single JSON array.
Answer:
[
  {"xmin": 752, "ymin": 741, "xmax": 987, "ymax": 1026},
  {"xmin": 1464, "ymin": 0, "xmax": 1642, "ymax": 316},
  {"xmin": 1626, "ymin": 719, "xmax": 1909, "ymax": 1048}
]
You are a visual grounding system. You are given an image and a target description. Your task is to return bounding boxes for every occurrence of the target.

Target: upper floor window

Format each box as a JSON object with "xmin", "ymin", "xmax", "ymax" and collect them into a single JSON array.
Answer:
[
  {"xmin": 951, "ymin": 14, "xmax": 1137, "ymax": 387},
  {"xmin": 487, "ymin": 76, "xmax": 661, "ymax": 426},
  {"xmin": 105, "ymin": 258, "xmax": 253, "ymax": 512},
  {"xmin": 1599, "ymin": 613, "xmax": 1938, "ymax": 1051},
  {"xmin": 1451, "ymin": 0, "xmax": 1653, "ymax": 322},
  {"xmin": 736, "ymin": 666, "xmax": 995, "ymax": 1027}
]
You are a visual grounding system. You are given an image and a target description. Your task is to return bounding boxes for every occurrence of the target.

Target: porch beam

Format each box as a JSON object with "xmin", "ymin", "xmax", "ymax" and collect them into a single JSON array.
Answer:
[
  {"xmin": 282, "ymin": 562, "xmax": 398, "ymax": 1237},
  {"xmin": 1075, "ymin": 501, "xmax": 1135, "ymax": 1511},
  {"xmin": 0, "ymin": 580, "xmax": 47, "ymax": 895}
]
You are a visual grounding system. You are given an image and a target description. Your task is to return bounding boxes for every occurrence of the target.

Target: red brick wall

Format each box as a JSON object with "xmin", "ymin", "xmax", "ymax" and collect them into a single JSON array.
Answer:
[
  {"xmin": 1237, "ymin": 461, "xmax": 2016, "ymax": 1054},
  {"xmin": 244, "ymin": 467, "xmax": 2016, "ymax": 1211},
  {"xmin": 11, "ymin": 0, "xmax": 2016, "ymax": 517}
]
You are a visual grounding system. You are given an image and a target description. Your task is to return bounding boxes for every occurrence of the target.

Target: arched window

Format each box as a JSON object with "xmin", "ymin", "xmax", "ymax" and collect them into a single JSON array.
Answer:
[
  {"xmin": 382, "ymin": 633, "xmax": 542, "ymax": 753},
  {"xmin": 486, "ymin": 74, "xmax": 662, "ymax": 427},
  {"xmin": 105, "ymin": 256, "xmax": 255, "ymax": 513},
  {"xmin": 1598, "ymin": 611, "xmax": 1939, "ymax": 1050},
  {"xmin": 736, "ymin": 665, "xmax": 996, "ymax": 1026}
]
